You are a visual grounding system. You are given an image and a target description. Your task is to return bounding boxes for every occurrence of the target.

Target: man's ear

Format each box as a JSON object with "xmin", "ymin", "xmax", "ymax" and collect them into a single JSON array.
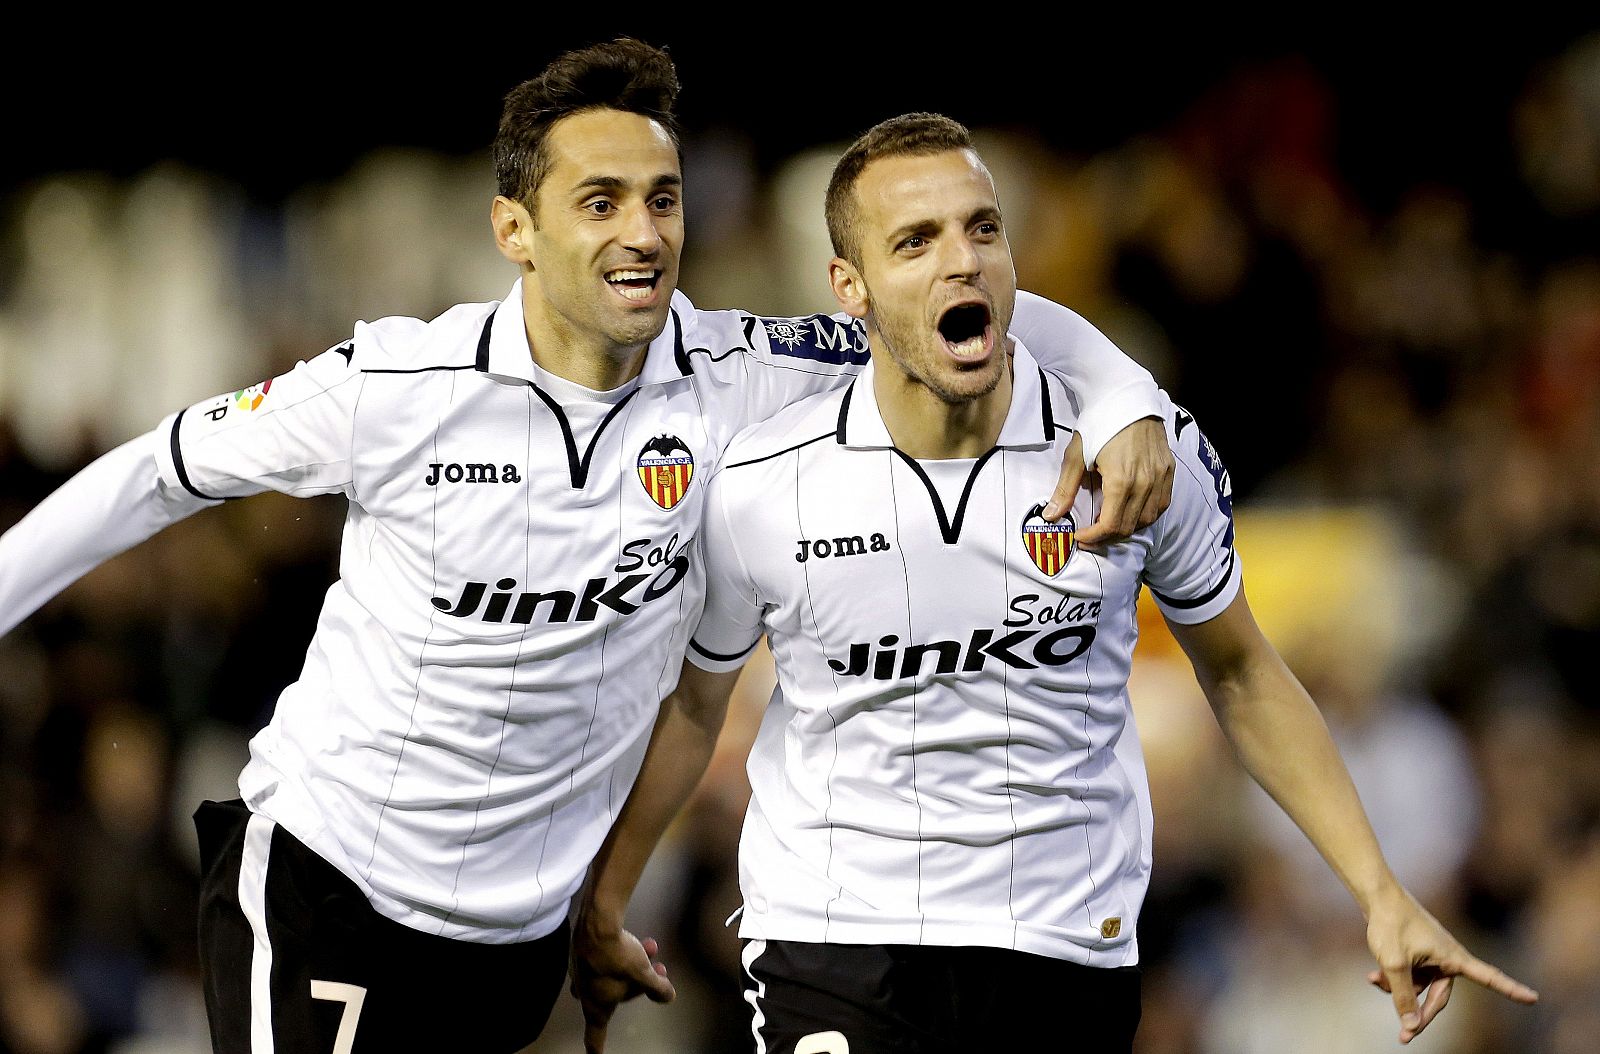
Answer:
[
  {"xmin": 492, "ymin": 195, "xmax": 536, "ymax": 267},
  {"xmin": 828, "ymin": 257, "xmax": 868, "ymax": 320}
]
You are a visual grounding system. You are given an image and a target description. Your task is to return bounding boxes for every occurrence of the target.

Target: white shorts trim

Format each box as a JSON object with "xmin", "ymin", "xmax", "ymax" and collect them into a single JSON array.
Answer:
[
  {"xmin": 239, "ymin": 812, "xmax": 277, "ymax": 1054},
  {"xmin": 741, "ymin": 938, "xmax": 769, "ymax": 1054}
]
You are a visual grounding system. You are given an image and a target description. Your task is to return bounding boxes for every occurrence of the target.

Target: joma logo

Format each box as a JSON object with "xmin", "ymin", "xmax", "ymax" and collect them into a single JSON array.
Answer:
[
  {"xmin": 794, "ymin": 533, "xmax": 891, "ymax": 562},
  {"xmin": 425, "ymin": 463, "xmax": 522, "ymax": 486}
]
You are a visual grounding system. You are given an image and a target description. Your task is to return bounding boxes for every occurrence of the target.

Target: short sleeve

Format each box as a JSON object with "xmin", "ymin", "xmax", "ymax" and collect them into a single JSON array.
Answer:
[
  {"xmin": 685, "ymin": 466, "xmax": 765, "ymax": 673},
  {"xmin": 1142, "ymin": 402, "xmax": 1242, "ymax": 625},
  {"xmin": 152, "ymin": 343, "xmax": 364, "ymax": 502}
]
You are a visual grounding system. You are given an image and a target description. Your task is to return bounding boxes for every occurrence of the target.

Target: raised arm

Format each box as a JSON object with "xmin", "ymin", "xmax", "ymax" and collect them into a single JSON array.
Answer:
[
  {"xmin": 1010, "ymin": 291, "xmax": 1174, "ymax": 541},
  {"xmin": 0, "ymin": 432, "xmax": 212, "ymax": 637},
  {"xmin": 572, "ymin": 660, "xmax": 742, "ymax": 1054},
  {"xmin": 2, "ymin": 343, "xmax": 360, "ymax": 641},
  {"xmin": 1166, "ymin": 592, "xmax": 1538, "ymax": 1044}
]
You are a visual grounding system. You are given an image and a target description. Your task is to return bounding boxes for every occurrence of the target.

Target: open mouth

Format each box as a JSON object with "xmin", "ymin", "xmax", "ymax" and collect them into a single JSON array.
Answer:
[
  {"xmin": 937, "ymin": 301, "xmax": 993, "ymax": 360},
  {"xmin": 605, "ymin": 268, "xmax": 661, "ymax": 302}
]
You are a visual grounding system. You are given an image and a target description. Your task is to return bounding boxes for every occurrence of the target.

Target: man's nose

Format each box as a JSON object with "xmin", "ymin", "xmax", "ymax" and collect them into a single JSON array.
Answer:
[{"xmin": 620, "ymin": 204, "xmax": 662, "ymax": 255}]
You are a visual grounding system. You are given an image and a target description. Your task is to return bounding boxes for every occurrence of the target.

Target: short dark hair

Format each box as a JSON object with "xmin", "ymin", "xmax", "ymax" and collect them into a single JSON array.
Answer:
[
  {"xmin": 825, "ymin": 113, "xmax": 975, "ymax": 266},
  {"xmin": 493, "ymin": 38, "xmax": 682, "ymax": 207}
]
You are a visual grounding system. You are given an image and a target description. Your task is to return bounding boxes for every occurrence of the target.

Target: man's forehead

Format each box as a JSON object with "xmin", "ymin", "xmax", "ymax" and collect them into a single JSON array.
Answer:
[
  {"xmin": 545, "ymin": 108, "xmax": 680, "ymax": 184},
  {"xmin": 857, "ymin": 149, "xmax": 997, "ymax": 222}
]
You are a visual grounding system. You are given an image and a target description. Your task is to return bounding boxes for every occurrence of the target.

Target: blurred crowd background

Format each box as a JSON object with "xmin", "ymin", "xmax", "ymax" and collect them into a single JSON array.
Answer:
[{"xmin": 1, "ymin": 24, "xmax": 1598, "ymax": 1054}]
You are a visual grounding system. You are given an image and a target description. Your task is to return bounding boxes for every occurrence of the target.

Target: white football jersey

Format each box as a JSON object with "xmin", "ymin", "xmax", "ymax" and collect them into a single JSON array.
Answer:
[
  {"xmin": 0, "ymin": 283, "xmax": 1161, "ymax": 944},
  {"xmin": 689, "ymin": 343, "xmax": 1240, "ymax": 967}
]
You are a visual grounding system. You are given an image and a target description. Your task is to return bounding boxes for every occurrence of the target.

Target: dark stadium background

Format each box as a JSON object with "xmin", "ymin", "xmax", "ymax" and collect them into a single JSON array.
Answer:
[{"xmin": 2, "ymin": 19, "xmax": 1598, "ymax": 1054}]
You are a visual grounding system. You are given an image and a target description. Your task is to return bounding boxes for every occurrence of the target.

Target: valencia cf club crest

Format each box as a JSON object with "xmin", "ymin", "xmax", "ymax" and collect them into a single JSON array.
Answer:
[
  {"xmin": 638, "ymin": 435, "xmax": 694, "ymax": 510},
  {"xmin": 1022, "ymin": 503, "xmax": 1075, "ymax": 577}
]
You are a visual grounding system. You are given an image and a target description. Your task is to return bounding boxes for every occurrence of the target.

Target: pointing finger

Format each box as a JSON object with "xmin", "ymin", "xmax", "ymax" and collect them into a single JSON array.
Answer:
[
  {"xmin": 1454, "ymin": 955, "xmax": 1539, "ymax": 1004},
  {"xmin": 1044, "ymin": 436, "xmax": 1086, "ymax": 522}
]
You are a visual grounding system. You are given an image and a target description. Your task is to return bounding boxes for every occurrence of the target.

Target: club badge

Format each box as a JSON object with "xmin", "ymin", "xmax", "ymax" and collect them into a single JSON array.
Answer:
[
  {"xmin": 1022, "ymin": 502, "xmax": 1074, "ymax": 577},
  {"xmin": 638, "ymin": 435, "xmax": 694, "ymax": 511}
]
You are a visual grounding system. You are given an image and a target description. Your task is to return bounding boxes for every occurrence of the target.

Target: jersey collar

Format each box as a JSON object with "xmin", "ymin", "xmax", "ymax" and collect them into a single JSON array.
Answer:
[
  {"xmin": 836, "ymin": 338, "xmax": 1061, "ymax": 451},
  {"xmin": 477, "ymin": 279, "xmax": 689, "ymax": 388}
]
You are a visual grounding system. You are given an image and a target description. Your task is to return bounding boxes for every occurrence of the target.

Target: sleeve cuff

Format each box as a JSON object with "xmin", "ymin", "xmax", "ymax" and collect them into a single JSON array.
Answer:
[
  {"xmin": 152, "ymin": 409, "xmax": 224, "ymax": 502},
  {"xmin": 686, "ymin": 636, "xmax": 760, "ymax": 674},
  {"xmin": 1149, "ymin": 550, "xmax": 1243, "ymax": 625},
  {"xmin": 1075, "ymin": 380, "xmax": 1165, "ymax": 469}
]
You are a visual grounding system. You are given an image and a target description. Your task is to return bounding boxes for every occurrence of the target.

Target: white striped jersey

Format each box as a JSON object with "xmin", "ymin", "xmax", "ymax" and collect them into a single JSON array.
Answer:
[
  {"xmin": 688, "ymin": 342, "xmax": 1240, "ymax": 967},
  {"xmin": 0, "ymin": 282, "xmax": 1163, "ymax": 944}
]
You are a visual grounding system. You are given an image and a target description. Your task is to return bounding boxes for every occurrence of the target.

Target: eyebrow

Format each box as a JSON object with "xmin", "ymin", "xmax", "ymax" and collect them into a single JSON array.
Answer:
[
  {"xmin": 967, "ymin": 205, "xmax": 1003, "ymax": 226},
  {"xmin": 573, "ymin": 173, "xmax": 683, "ymax": 194},
  {"xmin": 885, "ymin": 204, "xmax": 1003, "ymax": 245}
]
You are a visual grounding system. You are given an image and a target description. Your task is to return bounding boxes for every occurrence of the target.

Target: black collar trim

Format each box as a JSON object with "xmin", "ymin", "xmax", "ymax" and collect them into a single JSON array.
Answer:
[
  {"xmin": 893, "ymin": 447, "xmax": 1001, "ymax": 545},
  {"xmin": 529, "ymin": 385, "xmax": 642, "ymax": 490},
  {"xmin": 474, "ymin": 313, "xmax": 493, "ymax": 372},
  {"xmin": 834, "ymin": 382, "xmax": 856, "ymax": 444}
]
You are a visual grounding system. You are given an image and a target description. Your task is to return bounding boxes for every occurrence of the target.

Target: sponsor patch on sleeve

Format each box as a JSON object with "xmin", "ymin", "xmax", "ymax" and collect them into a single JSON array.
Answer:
[{"xmin": 760, "ymin": 315, "xmax": 870, "ymax": 365}]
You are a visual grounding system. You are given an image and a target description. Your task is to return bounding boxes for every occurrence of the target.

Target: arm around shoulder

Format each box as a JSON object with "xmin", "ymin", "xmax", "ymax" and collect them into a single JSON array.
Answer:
[{"xmin": 1011, "ymin": 290, "xmax": 1161, "ymax": 466}]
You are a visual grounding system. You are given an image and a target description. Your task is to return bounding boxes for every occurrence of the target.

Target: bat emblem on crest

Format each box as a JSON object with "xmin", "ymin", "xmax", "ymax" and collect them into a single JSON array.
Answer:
[{"xmin": 638, "ymin": 435, "xmax": 694, "ymax": 511}]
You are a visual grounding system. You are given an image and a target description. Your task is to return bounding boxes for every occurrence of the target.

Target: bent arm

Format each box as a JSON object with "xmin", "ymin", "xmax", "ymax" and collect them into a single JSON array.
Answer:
[
  {"xmin": 572, "ymin": 660, "xmax": 743, "ymax": 1051},
  {"xmin": 1168, "ymin": 588, "xmax": 1539, "ymax": 1039},
  {"xmin": 0, "ymin": 431, "xmax": 213, "ymax": 638},
  {"xmin": 1165, "ymin": 588, "xmax": 1400, "ymax": 909}
]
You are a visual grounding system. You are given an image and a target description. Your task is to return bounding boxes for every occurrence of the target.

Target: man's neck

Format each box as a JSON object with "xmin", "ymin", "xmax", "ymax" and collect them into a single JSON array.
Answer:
[
  {"xmin": 520, "ymin": 283, "xmax": 647, "ymax": 393},
  {"xmin": 872, "ymin": 355, "xmax": 1013, "ymax": 460}
]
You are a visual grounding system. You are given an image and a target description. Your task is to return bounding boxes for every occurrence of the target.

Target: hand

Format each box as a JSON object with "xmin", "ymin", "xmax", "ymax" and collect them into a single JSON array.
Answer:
[
  {"xmin": 570, "ymin": 919, "xmax": 675, "ymax": 1054},
  {"xmin": 1363, "ymin": 888, "xmax": 1537, "ymax": 1045},
  {"xmin": 1044, "ymin": 418, "xmax": 1173, "ymax": 545}
]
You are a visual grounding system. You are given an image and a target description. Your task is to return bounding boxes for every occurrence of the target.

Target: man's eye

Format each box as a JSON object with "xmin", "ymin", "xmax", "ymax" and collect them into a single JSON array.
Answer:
[
  {"xmin": 585, "ymin": 200, "xmax": 614, "ymax": 216},
  {"xmin": 650, "ymin": 195, "xmax": 678, "ymax": 212},
  {"xmin": 975, "ymin": 222, "xmax": 999, "ymax": 237},
  {"xmin": 900, "ymin": 236, "xmax": 926, "ymax": 251}
]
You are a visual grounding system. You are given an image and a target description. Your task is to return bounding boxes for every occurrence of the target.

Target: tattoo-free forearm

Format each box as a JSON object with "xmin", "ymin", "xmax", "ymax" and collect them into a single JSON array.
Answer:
[
  {"xmin": 580, "ymin": 683, "xmax": 729, "ymax": 933},
  {"xmin": 1203, "ymin": 642, "xmax": 1400, "ymax": 913},
  {"xmin": 1169, "ymin": 596, "xmax": 1402, "ymax": 915}
]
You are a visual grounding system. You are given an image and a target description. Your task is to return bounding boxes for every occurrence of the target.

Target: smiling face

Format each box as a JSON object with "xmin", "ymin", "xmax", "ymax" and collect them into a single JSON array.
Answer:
[
  {"xmin": 834, "ymin": 148, "xmax": 1017, "ymax": 406},
  {"xmin": 505, "ymin": 107, "xmax": 683, "ymax": 373}
]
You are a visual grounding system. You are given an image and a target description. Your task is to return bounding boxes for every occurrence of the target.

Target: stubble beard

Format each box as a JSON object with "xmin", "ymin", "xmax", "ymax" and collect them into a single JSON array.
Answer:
[{"xmin": 870, "ymin": 301, "xmax": 1004, "ymax": 407}]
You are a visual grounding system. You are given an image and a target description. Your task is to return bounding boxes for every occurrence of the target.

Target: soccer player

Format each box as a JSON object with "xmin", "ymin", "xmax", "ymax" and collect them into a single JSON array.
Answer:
[
  {"xmin": 0, "ymin": 44, "xmax": 1173, "ymax": 1054},
  {"xmin": 571, "ymin": 113, "xmax": 1540, "ymax": 1053}
]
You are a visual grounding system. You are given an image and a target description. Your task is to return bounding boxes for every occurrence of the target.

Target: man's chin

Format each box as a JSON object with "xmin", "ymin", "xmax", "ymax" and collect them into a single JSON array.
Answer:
[
  {"xmin": 925, "ymin": 360, "xmax": 1006, "ymax": 405},
  {"xmin": 605, "ymin": 306, "xmax": 673, "ymax": 351}
]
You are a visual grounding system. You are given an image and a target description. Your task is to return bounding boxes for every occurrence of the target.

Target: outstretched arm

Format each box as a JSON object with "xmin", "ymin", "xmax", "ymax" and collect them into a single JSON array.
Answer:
[
  {"xmin": 0, "ymin": 431, "xmax": 213, "ymax": 638},
  {"xmin": 572, "ymin": 660, "xmax": 743, "ymax": 1054},
  {"xmin": 1167, "ymin": 590, "xmax": 1538, "ymax": 1044},
  {"xmin": 1010, "ymin": 292, "xmax": 1173, "ymax": 540}
]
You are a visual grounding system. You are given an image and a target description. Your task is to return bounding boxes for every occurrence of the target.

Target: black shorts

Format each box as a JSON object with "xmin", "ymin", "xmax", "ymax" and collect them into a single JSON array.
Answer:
[
  {"xmin": 194, "ymin": 799, "xmax": 567, "ymax": 1054},
  {"xmin": 740, "ymin": 939, "xmax": 1140, "ymax": 1054}
]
